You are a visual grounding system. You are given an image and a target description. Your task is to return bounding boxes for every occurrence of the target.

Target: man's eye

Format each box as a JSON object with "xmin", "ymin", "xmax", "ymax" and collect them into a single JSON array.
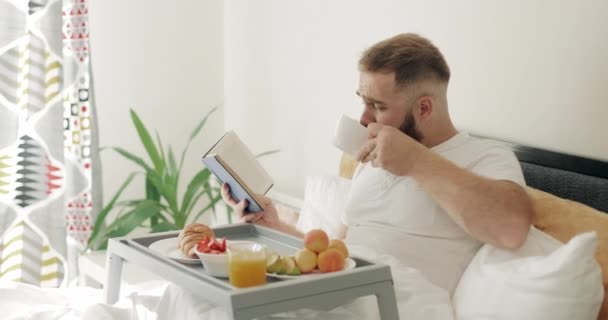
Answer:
[
  {"xmin": 375, "ymin": 104, "xmax": 387, "ymax": 111},
  {"xmin": 362, "ymin": 101, "xmax": 385, "ymax": 111}
]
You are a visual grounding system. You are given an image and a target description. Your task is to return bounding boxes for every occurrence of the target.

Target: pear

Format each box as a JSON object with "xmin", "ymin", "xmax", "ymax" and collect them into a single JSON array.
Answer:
[
  {"xmin": 266, "ymin": 254, "xmax": 283, "ymax": 273},
  {"xmin": 276, "ymin": 256, "xmax": 289, "ymax": 274},
  {"xmin": 284, "ymin": 256, "xmax": 302, "ymax": 276}
]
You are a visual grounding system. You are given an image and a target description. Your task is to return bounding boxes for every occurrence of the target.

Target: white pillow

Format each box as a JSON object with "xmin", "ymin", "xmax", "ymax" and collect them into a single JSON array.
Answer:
[
  {"xmin": 453, "ymin": 227, "xmax": 604, "ymax": 320},
  {"xmin": 295, "ymin": 175, "xmax": 350, "ymax": 239}
]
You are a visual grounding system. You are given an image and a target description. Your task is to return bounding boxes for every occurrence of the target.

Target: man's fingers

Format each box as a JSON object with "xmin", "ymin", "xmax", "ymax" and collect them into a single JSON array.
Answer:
[
  {"xmin": 367, "ymin": 122, "xmax": 382, "ymax": 138},
  {"xmin": 239, "ymin": 212, "xmax": 263, "ymax": 224},
  {"xmin": 356, "ymin": 139, "xmax": 377, "ymax": 162},
  {"xmin": 236, "ymin": 199, "xmax": 248, "ymax": 213},
  {"xmin": 361, "ymin": 151, "xmax": 377, "ymax": 164},
  {"xmin": 221, "ymin": 183, "xmax": 238, "ymax": 206}
]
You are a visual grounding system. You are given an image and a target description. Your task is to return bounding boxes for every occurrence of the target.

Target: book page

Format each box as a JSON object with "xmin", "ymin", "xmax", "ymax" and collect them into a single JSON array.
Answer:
[{"xmin": 214, "ymin": 131, "xmax": 273, "ymax": 194}]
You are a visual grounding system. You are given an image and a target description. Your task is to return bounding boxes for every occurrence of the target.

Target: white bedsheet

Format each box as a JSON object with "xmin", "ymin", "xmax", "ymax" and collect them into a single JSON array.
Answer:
[{"xmin": 0, "ymin": 245, "xmax": 453, "ymax": 320}]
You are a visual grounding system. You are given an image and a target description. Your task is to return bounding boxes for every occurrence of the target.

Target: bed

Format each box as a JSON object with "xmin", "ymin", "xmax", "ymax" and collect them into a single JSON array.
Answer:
[
  {"xmin": 2, "ymin": 136, "xmax": 606, "ymax": 320},
  {"xmin": 499, "ymin": 137, "xmax": 608, "ymax": 320},
  {"xmin": 337, "ymin": 134, "xmax": 608, "ymax": 319}
]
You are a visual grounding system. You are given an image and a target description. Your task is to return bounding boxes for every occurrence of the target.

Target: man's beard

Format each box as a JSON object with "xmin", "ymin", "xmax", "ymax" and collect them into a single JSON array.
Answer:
[{"xmin": 399, "ymin": 110, "xmax": 424, "ymax": 142}]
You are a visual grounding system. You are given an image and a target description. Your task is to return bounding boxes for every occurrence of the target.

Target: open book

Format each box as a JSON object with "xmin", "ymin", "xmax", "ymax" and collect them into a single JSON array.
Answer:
[{"xmin": 202, "ymin": 131, "xmax": 273, "ymax": 213}]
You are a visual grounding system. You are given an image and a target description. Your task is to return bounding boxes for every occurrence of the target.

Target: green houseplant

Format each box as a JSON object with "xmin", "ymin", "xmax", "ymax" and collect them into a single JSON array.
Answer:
[{"xmin": 87, "ymin": 107, "xmax": 231, "ymax": 250}]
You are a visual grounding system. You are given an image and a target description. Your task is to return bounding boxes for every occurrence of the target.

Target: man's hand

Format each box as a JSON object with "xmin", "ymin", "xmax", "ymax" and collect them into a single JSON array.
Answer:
[
  {"xmin": 220, "ymin": 183, "xmax": 280, "ymax": 228},
  {"xmin": 220, "ymin": 183, "xmax": 305, "ymax": 238},
  {"xmin": 356, "ymin": 123, "xmax": 426, "ymax": 176}
]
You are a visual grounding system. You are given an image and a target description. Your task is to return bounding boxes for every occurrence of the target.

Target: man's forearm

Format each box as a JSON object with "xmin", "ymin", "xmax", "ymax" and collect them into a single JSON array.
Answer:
[
  {"xmin": 275, "ymin": 220, "xmax": 305, "ymax": 238},
  {"xmin": 410, "ymin": 150, "xmax": 533, "ymax": 249}
]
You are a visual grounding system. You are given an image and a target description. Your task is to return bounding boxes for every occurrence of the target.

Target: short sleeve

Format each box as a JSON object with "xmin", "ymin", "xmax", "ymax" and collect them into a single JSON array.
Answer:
[{"xmin": 469, "ymin": 145, "xmax": 526, "ymax": 186}]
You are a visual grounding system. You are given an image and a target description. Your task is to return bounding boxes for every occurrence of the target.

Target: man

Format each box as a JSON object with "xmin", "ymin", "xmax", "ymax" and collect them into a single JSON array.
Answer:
[{"xmin": 221, "ymin": 33, "xmax": 533, "ymax": 293}]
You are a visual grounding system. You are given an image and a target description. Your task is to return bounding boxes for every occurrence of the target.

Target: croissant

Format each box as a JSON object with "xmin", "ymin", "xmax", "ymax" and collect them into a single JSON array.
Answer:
[{"xmin": 178, "ymin": 223, "xmax": 215, "ymax": 258}]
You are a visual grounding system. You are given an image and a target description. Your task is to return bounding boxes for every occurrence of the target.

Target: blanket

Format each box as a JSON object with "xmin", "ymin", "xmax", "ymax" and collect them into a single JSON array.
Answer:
[{"xmin": 0, "ymin": 245, "xmax": 454, "ymax": 320}]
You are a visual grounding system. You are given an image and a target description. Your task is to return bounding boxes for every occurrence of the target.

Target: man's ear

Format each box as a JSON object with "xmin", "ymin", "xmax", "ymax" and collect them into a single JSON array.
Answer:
[{"xmin": 416, "ymin": 96, "xmax": 434, "ymax": 119}]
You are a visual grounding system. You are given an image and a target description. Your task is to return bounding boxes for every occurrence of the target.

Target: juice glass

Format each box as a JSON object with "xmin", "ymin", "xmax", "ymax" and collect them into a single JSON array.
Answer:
[{"xmin": 228, "ymin": 242, "xmax": 266, "ymax": 288}]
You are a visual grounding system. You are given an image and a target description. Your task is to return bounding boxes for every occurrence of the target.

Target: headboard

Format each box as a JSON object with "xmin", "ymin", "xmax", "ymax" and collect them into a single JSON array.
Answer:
[{"xmin": 486, "ymin": 137, "xmax": 608, "ymax": 213}]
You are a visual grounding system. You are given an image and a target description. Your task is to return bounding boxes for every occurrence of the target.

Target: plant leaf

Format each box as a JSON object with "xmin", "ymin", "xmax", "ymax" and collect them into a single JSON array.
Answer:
[
  {"xmin": 146, "ymin": 176, "xmax": 161, "ymax": 227},
  {"xmin": 180, "ymin": 169, "xmax": 211, "ymax": 218},
  {"xmin": 255, "ymin": 149, "xmax": 281, "ymax": 158},
  {"xmin": 145, "ymin": 177, "xmax": 161, "ymax": 201},
  {"xmin": 183, "ymin": 187, "xmax": 215, "ymax": 223},
  {"xmin": 130, "ymin": 109, "xmax": 164, "ymax": 173},
  {"xmin": 145, "ymin": 170, "xmax": 179, "ymax": 215},
  {"xmin": 194, "ymin": 180, "xmax": 220, "ymax": 223},
  {"xmin": 87, "ymin": 172, "xmax": 137, "ymax": 250},
  {"xmin": 190, "ymin": 195, "xmax": 223, "ymax": 224},
  {"xmin": 150, "ymin": 221, "xmax": 180, "ymax": 233},
  {"xmin": 155, "ymin": 130, "xmax": 166, "ymax": 165},
  {"xmin": 167, "ymin": 146, "xmax": 179, "ymax": 190},
  {"xmin": 116, "ymin": 198, "xmax": 169, "ymax": 212},
  {"xmin": 178, "ymin": 106, "xmax": 218, "ymax": 173},
  {"xmin": 168, "ymin": 147, "xmax": 178, "ymax": 176},
  {"xmin": 111, "ymin": 147, "xmax": 152, "ymax": 171},
  {"xmin": 115, "ymin": 198, "xmax": 146, "ymax": 207},
  {"xmin": 191, "ymin": 106, "xmax": 218, "ymax": 142},
  {"xmin": 105, "ymin": 200, "xmax": 161, "ymax": 238}
]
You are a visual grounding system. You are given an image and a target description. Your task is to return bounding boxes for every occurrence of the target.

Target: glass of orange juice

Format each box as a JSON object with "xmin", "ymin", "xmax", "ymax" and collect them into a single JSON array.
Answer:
[{"xmin": 228, "ymin": 242, "xmax": 267, "ymax": 288}]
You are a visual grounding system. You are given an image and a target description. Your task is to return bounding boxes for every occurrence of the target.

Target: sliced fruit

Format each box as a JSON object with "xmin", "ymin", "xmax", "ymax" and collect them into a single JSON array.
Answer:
[
  {"xmin": 278, "ymin": 257, "xmax": 290, "ymax": 274},
  {"xmin": 266, "ymin": 254, "xmax": 282, "ymax": 273},
  {"xmin": 284, "ymin": 256, "xmax": 302, "ymax": 276}
]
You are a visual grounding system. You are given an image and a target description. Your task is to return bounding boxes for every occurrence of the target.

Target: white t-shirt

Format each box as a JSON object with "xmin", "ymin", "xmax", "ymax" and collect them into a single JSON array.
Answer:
[{"xmin": 343, "ymin": 132, "xmax": 525, "ymax": 293}]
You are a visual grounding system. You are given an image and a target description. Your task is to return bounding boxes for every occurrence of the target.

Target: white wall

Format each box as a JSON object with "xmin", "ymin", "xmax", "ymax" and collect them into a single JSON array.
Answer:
[
  {"xmin": 224, "ymin": 0, "xmax": 608, "ymax": 198},
  {"xmin": 89, "ymin": 0, "xmax": 224, "ymax": 222}
]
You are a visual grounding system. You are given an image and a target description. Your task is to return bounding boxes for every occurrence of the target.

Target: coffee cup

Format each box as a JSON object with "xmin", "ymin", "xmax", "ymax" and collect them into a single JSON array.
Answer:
[{"xmin": 333, "ymin": 114, "xmax": 368, "ymax": 158}]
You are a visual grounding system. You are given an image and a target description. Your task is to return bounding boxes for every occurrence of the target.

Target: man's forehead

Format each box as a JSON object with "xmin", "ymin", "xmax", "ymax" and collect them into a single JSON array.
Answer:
[
  {"xmin": 359, "ymin": 71, "xmax": 395, "ymax": 85},
  {"xmin": 358, "ymin": 71, "xmax": 404, "ymax": 96}
]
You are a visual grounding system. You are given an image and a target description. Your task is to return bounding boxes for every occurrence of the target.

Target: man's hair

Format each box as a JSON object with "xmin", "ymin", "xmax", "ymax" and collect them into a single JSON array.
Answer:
[{"xmin": 359, "ymin": 33, "xmax": 450, "ymax": 86}]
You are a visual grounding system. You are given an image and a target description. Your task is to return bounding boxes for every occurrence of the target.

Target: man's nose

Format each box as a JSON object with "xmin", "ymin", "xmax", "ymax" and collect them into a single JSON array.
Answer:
[{"xmin": 360, "ymin": 110, "xmax": 374, "ymax": 127}]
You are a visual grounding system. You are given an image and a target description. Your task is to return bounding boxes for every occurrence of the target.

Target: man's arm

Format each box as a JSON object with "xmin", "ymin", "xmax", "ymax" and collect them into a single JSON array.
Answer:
[
  {"xmin": 410, "ymin": 150, "xmax": 533, "ymax": 249},
  {"xmin": 359, "ymin": 124, "xmax": 533, "ymax": 249},
  {"xmin": 220, "ymin": 183, "xmax": 304, "ymax": 238},
  {"xmin": 221, "ymin": 184, "xmax": 350, "ymax": 240}
]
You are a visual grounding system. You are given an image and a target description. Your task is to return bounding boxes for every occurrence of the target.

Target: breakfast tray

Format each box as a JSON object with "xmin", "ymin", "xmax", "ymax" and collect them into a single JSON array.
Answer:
[{"xmin": 103, "ymin": 223, "xmax": 399, "ymax": 320}]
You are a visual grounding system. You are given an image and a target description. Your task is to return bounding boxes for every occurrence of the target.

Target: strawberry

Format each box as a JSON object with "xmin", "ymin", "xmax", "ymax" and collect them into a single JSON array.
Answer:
[{"xmin": 196, "ymin": 236, "xmax": 227, "ymax": 254}]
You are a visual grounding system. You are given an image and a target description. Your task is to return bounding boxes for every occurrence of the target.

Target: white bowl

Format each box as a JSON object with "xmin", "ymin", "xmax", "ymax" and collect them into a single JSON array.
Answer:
[{"xmin": 194, "ymin": 240, "xmax": 259, "ymax": 278}]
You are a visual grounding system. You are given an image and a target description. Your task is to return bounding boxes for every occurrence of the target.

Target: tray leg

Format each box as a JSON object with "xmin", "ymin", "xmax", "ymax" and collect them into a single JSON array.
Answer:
[
  {"xmin": 376, "ymin": 281, "xmax": 399, "ymax": 320},
  {"xmin": 103, "ymin": 252, "xmax": 124, "ymax": 304}
]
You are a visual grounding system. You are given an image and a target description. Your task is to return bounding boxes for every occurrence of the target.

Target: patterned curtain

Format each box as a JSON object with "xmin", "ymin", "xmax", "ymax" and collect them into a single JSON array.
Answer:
[{"xmin": 0, "ymin": 0, "xmax": 101, "ymax": 287}]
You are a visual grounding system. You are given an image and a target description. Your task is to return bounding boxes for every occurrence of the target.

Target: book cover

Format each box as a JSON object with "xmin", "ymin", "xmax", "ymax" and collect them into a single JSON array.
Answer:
[{"xmin": 202, "ymin": 131, "xmax": 273, "ymax": 213}]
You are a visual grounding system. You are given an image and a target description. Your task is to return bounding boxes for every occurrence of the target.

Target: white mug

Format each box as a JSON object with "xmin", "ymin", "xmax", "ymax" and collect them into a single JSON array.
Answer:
[{"xmin": 333, "ymin": 114, "xmax": 368, "ymax": 158}]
